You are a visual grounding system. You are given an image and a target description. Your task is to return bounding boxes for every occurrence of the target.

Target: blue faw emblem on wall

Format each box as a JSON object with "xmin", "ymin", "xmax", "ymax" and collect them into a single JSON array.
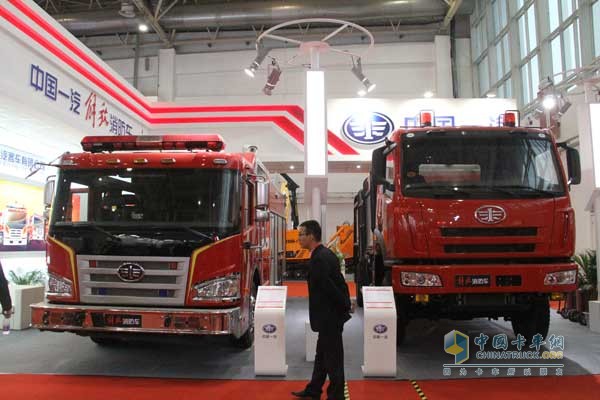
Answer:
[{"xmin": 342, "ymin": 112, "xmax": 395, "ymax": 145}]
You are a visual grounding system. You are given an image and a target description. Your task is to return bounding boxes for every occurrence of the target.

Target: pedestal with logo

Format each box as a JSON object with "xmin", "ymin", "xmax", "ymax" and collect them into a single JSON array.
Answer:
[
  {"xmin": 254, "ymin": 286, "xmax": 288, "ymax": 376},
  {"xmin": 362, "ymin": 286, "xmax": 397, "ymax": 377}
]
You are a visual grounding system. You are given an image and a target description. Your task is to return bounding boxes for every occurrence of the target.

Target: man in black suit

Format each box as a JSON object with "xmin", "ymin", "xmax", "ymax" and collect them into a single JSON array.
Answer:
[
  {"xmin": 0, "ymin": 262, "xmax": 13, "ymax": 318},
  {"xmin": 292, "ymin": 220, "xmax": 351, "ymax": 400}
]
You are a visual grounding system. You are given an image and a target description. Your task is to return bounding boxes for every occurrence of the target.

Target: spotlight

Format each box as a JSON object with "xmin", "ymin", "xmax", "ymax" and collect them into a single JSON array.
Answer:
[
  {"xmin": 118, "ymin": 1, "xmax": 136, "ymax": 18},
  {"xmin": 423, "ymin": 91, "xmax": 434, "ymax": 98},
  {"xmin": 558, "ymin": 94, "xmax": 572, "ymax": 115},
  {"xmin": 262, "ymin": 59, "xmax": 282, "ymax": 96},
  {"xmin": 138, "ymin": 23, "xmax": 149, "ymax": 32},
  {"xmin": 351, "ymin": 57, "xmax": 376, "ymax": 95},
  {"xmin": 244, "ymin": 43, "xmax": 270, "ymax": 78},
  {"xmin": 357, "ymin": 89, "xmax": 367, "ymax": 97},
  {"xmin": 486, "ymin": 92, "xmax": 497, "ymax": 98}
]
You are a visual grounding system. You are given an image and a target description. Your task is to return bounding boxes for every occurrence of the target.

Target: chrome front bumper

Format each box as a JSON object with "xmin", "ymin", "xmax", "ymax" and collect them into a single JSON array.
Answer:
[{"xmin": 31, "ymin": 302, "xmax": 245, "ymax": 337}]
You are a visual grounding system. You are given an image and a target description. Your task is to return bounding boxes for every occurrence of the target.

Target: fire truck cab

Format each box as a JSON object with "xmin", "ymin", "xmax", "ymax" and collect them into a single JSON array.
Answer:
[{"xmin": 31, "ymin": 135, "xmax": 286, "ymax": 348}]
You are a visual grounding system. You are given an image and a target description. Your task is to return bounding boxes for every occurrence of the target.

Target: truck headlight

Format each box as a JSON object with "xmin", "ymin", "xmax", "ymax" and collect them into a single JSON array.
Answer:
[
  {"xmin": 401, "ymin": 272, "xmax": 442, "ymax": 287},
  {"xmin": 47, "ymin": 273, "xmax": 73, "ymax": 297},
  {"xmin": 193, "ymin": 275, "xmax": 240, "ymax": 300},
  {"xmin": 544, "ymin": 270, "xmax": 576, "ymax": 285}
]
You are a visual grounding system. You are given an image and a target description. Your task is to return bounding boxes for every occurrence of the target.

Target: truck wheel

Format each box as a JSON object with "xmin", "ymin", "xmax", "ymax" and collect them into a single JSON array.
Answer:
[
  {"xmin": 356, "ymin": 260, "xmax": 367, "ymax": 308},
  {"xmin": 511, "ymin": 297, "xmax": 550, "ymax": 342},
  {"xmin": 231, "ymin": 282, "xmax": 257, "ymax": 349},
  {"xmin": 395, "ymin": 295, "xmax": 408, "ymax": 346},
  {"xmin": 90, "ymin": 335, "xmax": 120, "ymax": 346}
]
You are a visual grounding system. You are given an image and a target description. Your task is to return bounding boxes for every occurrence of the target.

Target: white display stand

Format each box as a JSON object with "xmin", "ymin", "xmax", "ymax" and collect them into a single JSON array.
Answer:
[
  {"xmin": 8, "ymin": 284, "xmax": 45, "ymax": 330},
  {"xmin": 305, "ymin": 320, "xmax": 318, "ymax": 362},
  {"xmin": 362, "ymin": 286, "xmax": 397, "ymax": 377},
  {"xmin": 254, "ymin": 286, "xmax": 288, "ymax": 376}
]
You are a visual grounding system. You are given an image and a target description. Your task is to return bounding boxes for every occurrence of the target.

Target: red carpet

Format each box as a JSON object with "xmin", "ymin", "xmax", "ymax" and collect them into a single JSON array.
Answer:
[
  {"xmin": 1, "ymin": 374, "xmax": 599, "ymax": 400},
  {"xmin": 0, "ymin": 375, "xmax": 418, "ymax": 400},
  {"xmin": 284, "ymin": 281, "xmax": 357, "ymax": 298},
  {"xmin": 418, "ymin": 375, "xmax": 600, "ymax": 400}
]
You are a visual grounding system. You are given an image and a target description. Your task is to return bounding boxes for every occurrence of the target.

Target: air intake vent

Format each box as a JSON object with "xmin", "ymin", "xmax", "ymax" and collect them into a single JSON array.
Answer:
[
  {"xmin": 441, "ymin": 227, "xmax": 537, "ymax": 237},
  {"xmin": 444, "ymin": 244, "xmax": 535, "ymax": 253}
]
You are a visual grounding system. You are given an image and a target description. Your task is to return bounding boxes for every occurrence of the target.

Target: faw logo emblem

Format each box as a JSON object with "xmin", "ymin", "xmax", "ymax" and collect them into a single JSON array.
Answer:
[
  {"xmin": 474, "ymin": 205, "xmax": 506, "ymax": 224},
  {"xmin": 342, "ymin": 112, "xmax": 395, "ymax": 145},
  {"xmin": 117, "ymin": 263, "xmax": 145, "ymax": 282}
]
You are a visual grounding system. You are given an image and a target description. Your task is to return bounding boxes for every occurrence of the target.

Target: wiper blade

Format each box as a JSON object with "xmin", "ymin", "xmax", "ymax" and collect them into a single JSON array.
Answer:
[
  {"xmin": 181, "ymin": 226, "xmax": 215, "ymax": 242},
  {"xmin": 495, "ymin": 186, "xmax": 558, "ymax": 196},
  {"xmin": 406, "ymin": 185, "xmax": 471, "ymax": 197},
  {"xmin": 55, "ymin": 222, "xmax": 122, "ymax": 242}
]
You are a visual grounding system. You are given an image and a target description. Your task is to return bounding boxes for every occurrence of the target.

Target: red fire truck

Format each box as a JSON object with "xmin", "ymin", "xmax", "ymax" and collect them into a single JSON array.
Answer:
[
  {"xmin": 354, "ymin": 111, "xmax": 581, "ymax": 345},
  {"xmin": 31, "ymin": 135, "xmax": 286, "ymax": 348}
]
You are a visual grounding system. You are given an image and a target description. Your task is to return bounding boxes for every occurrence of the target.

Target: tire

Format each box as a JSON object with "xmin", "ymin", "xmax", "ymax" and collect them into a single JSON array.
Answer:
[
  {"xmin": 90, "ymin": 335, "xmax": 121, "ymax": 346},
  {"xmin": 356, "ymin": 259, "xmax": 368, "ymax": 308},
  {"xmin": 395, "ymin": 295, "xmax": 408, "ymax": 346},
  {"xmin": 231, "ymin": 282, "xmax": 257, "ymax": 349},
  {"xmin": 511, "ymin": 297, "xmax": 550, "ymax": 342},
  {"xmin": 579, "ymin": 313, "xmax": 588, "ymax": 326}
]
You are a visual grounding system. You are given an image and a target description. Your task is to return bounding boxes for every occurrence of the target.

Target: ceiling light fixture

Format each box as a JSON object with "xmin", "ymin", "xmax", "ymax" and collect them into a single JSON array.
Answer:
[
  {"xmin": 244, "ymin": 43, "xmax": 271, "ymax": 78},
  {"xmin": 351, "ymin": 57, "xmax": 376, "ymax": 96},
  {"xmin": 262, "ymin": 59, "xmax": 282, "ymax": 96}
]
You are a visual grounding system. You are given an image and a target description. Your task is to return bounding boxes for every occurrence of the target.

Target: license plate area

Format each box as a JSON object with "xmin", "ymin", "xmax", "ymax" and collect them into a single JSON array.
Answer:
[
  {"xmin": 455, "ymin": 275, "xmax": 491, "ymax": 287},
  {"xmin": 91, "ymin": 313, "xmax": 142, "ymax": 328}
]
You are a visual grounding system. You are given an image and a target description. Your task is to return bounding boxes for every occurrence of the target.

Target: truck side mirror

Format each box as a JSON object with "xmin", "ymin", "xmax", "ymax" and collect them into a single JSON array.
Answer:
[
  {"xmin": 566, "ymin": 147, "xmax": 581, "ymax": 185},
  {"xmin": 256, "ymin": 181, "xmax": 269, "ymax": 210},
  {"xmin": 44, "ymin": 178, "xmax": 55, "ymax": 207},
  {"xmin": 371, "ymin": 147, "xmax": 387, "ymax": 185}
]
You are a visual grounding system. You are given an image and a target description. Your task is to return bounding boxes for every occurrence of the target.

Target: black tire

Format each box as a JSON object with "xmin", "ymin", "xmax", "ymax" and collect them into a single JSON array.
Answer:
[
  {"xmin": 395, "ymin": 295, "xmax": 408, "ymax": 346},
  {"xmin": 511, "ymin": 297, "xmax": 550, "ymax": 342},
  {"xmin": 356, "ymin": 259, "xmax": 368, "ymax": 308},
  {"xmin": 579, "ymin": 313, "xmax": 588, "ymax": 326},
  {"xmin": 231, "ymin": 282, "xmax": 257, "ymax": 349},
  {"xmin": 90, "ymin": 335, "xmax": 121, "ymax": 346}
]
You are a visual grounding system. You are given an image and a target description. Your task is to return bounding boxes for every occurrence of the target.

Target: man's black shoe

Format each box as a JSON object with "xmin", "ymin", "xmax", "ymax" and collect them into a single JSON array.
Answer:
[{"xmin": 291, "ymin": 389, "xmax": 320, "ymax": 399}]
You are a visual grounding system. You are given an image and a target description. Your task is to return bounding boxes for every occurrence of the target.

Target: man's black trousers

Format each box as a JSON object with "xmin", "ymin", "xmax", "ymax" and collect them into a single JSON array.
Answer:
[{"xmin": 305, "ymin": 327, "xmax": 345, "ymax": 400}]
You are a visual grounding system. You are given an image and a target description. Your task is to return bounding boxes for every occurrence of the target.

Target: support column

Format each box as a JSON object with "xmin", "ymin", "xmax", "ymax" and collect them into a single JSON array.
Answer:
[
  {"xmin": 454, "ymin": 38, "xmax": 474, "ymax": 98},
  {"xmin": 158, "ymin": 48, "xmax": 176, "ymax": 102},
  {"xmin": 434, "ymin": 35, "xmax": 454, "ymax": 98}
]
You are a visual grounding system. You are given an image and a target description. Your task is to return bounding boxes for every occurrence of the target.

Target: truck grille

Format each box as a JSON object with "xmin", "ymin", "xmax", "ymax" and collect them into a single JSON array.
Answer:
[
  {"xmin": 77, "ymin": 255, "xmax": 189, "ymax": 306},
  {"xmin": 441, "ymin": 227, "xmax": 537, "ymax": 237},
  {"xmin": 444, "ymin": 244, "xmax": 536, "ymax": 253}
]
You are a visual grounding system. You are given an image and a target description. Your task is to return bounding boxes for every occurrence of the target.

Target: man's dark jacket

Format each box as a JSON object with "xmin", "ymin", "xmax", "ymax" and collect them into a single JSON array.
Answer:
[
  {"xmin": 0, "ymin": 263, "xmax": 12, "ymax": 313},
  {"xmin": 307, "ymin": 244, "xmax": 351, "ymax": 332}
]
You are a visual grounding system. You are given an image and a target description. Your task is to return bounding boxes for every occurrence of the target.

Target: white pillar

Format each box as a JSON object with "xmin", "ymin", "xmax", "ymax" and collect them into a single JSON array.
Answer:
[
  {"xmin": 158, "ymin": 48, "xmax": 176, "ymax": 102},
  {"xmin": 312, "ymin": 187, "xmax": 321, "ymax": 222},
  {"xmin": 434, "ymin": 35, "xmax": 453, "ymax": 98},
  {"xmin": 454, "ymin": 38, "xmax": 473, "ymax": 98}
]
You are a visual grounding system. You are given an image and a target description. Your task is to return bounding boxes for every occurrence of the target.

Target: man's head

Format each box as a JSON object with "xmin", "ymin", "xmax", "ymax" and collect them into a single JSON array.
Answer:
[{"xmin": 298, "ymin": 220, "xmax": 322, "ymax": 250}]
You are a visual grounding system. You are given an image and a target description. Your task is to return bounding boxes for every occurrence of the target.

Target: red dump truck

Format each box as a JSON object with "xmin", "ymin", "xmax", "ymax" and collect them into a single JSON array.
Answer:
[
  {"xmin": 354, "ymin": 111, "xmax": 581, "ymax": 344},
  {"xmin": 32, "ymin": 135, "xmax": 286, "ymax": 348}
]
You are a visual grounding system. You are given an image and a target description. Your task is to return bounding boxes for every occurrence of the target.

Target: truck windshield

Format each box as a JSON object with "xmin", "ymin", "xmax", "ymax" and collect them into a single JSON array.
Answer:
[
  {"xmin": 51, "ymin": 168, "xmax": 241, "ymax": 233},
  {"xmin": 49, "ymin": 168, "xmax": 241, "ymax": 257},
  {"xmin": 401, "ymin": 131, "xmax": 566, "ymax": 199}
]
